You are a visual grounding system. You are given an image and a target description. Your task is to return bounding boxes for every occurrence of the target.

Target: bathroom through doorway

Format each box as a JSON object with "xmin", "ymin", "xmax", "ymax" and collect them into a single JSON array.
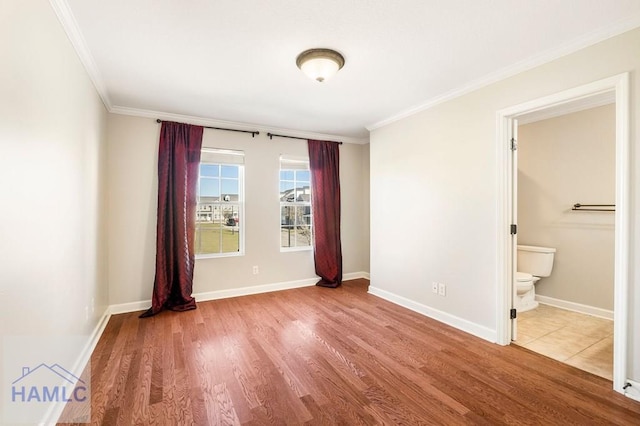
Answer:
[
  {"xmin": 513, "ymin": 103, "xmax": 616, "ymax": 380},
  {"xmin": 495, "ymin": 73, "xmax": 630, "ymax": 395}
]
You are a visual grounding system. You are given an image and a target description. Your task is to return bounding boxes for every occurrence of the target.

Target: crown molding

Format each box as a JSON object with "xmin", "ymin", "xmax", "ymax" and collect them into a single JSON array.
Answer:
[
  {"xmin": 48, "ymin": 0, "xmax": 369, "ymax": 143},
  {"xmin": 366, "ymin": 15, "xmax": 640, "ymax": 132},
  {"xmin": 49, "ymin": 0, "xmax": 112, "ymax": 109},
  {"xmin": 110, "ymin": 105, "xmax": 370, "ymax": 145}
]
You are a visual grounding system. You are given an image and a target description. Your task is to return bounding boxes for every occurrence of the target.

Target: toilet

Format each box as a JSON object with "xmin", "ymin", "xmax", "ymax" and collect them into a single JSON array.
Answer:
[{"xmin": 515, "ymin": 245, "xmax": 556, "ymax": 312}]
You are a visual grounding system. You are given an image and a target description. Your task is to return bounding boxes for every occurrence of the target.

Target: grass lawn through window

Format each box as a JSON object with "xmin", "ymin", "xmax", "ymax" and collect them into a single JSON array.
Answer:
[{"xmin": 196, "ymin": 223, "xmax": 240, "ymax": 254}]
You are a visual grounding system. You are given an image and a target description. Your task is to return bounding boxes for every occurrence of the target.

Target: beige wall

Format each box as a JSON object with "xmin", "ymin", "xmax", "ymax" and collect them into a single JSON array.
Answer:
[
  {"xmin": 370, "ymin": 28, "xmax": 640, "ymax": 379},
  {"xmin": 107, "ymin": 114, "xmax": 369, "ymax": 305},
  {"xmin": 362, "ymin": 144, "xmax": 371, "ymax": 273},
  {"xmin": 518, "ymin": 105, "xmax": 615, "ymax": 310},
  {"xmin": 0, "ymin": 0, "xmax": 109, "ymax": 340}
]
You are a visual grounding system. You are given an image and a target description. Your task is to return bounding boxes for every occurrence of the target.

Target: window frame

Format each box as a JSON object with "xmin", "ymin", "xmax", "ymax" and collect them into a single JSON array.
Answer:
[
  {"xmin": 195, "ymin": 150, "xmax": 245, "ymax": 259},
  {"xmin": 279, "ymin": 157, "xmax": 313, "ymax": 252}
]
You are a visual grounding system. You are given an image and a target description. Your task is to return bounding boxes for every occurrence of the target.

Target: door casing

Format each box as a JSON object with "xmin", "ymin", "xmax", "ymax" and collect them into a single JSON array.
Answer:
[{"xmin": 495, "ymin": 73, "xmax": 630, "ymax": 394}]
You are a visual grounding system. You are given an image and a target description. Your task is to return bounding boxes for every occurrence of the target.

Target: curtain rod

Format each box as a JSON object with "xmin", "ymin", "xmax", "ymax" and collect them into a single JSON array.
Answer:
[
  {"xmin": 156, "ymin": 119, "xmax": 259, "ymax": 138},
  {"xmin": 267, "ymin": 132, "xmax": 343, "ymax": 145}
]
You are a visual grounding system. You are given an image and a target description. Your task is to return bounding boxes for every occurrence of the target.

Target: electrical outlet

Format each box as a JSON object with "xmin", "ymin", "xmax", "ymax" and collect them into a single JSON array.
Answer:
[
  {"xmin": 432, "ymin": 282, "xmax": 438, "ymax": 294},
  {"xmin": 438, "ymin": 283, "xmax": 446, "ymax": 297},
  {"xmin": 252, "ymin": 265, "xmax": 259, "ymax": 275}
]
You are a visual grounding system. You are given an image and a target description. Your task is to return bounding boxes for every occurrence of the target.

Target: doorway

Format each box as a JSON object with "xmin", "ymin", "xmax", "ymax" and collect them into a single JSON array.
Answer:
[{"xmin": 495, "ymin": 73, "xmax": 630, "ymax": 394}]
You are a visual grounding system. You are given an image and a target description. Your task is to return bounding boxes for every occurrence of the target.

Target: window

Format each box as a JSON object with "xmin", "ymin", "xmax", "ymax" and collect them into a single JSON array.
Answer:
[
  {"xmin": 280, "ymin": 156, "xmax": 312, "ymax": 250},
  {"xmin": 196, "ymin": 149, "xmax": 244, "ymax": 257}
]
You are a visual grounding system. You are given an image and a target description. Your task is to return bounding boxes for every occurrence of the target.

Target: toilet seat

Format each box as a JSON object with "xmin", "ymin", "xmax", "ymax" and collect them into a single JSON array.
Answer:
[
  {"xmin": 514, "ymin": 271, "xmax": 539, "ymax": 312},
  {"xmin": 516, "ymin": 272, "xmax": 532, "ymax": 282},
  {"xmin": 515, "ymin": 272, "xmax": 534, "ymax": 295}
]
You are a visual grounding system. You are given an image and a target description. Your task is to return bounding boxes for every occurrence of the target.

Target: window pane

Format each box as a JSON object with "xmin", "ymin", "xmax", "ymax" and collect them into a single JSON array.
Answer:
[
  {"xmin": 280, "ymin": 204, "xmax": 313, "ymax": 247},
  {"xmin": 301, "ymin": 205, "xmax": 312, "ymax": 225},
  {"xmin": 281, "ymin": 206, "xmax": 293, "ymax": 225},
  {"xmin": 221, "ymin": 227, "xmax": 240, "ymax": 252},
  {"xmin": 281, "ymin": 226, "xmax": 294, "ymax": 247},
  {"xmin": 297, "ymin": 181, "xmax": 310, "ymax": 199},
  {"xmin": 280, "ymin": 164, "xmax": 312, "ymax": 250},
  {"xmin": 220, "ymin": 204, "xmax": 237, "ymax": 226},
  {"xmin": 200, "ymin": 178, "xmax": 220, "ymax": 197},
  {"xmin": 296, "ymin": 170, "xmax": 310, "ymax": 181},
  {"xmin": 225, "ymin": 205, "xmax": 239, "ymax": 252},
  {"xmin": 196, "ymin": 202, "xmax": 215, "ymax": 222},
  {"xmin": 280, "ymin": 181, "xmax": 294, "ymax": 201},
  {"xmin": 200, "ymin": 164, "xmax": 219, "ymax": 177},
  {"xmin": 295, "ymin": 188, "xmax": 310, "ymax": 202},
  {"xmin": 212, "ymin": 205, "xmax": 223, "ymax": 224},
  {"xmin": 280, "ymin": 170, "xmax": 294, "ymax": 180},
  {"xmin": 295, "ymin": 225, "xmax": 312, "ymax": 247},
  {"xmin": 221, "ymin": 179, "xmax": 239, "ymax": 196},
  {"xmin": 280, "ymin": 181, "xmax": 294, "ymax": 192},
  {"xmin": 197, "ymin": 159, "xmax": 243, "ymax": 256},
  {"xmin": 221, "ymin": 165, "xmax": 238, "ymax": 178},
  {"xmin": 295, "ymin": 206, "xmax": 305, "ymax": 227},
  {"xmin": 195, "ymin": 222, "xmax": 221, "ymax": 254}
]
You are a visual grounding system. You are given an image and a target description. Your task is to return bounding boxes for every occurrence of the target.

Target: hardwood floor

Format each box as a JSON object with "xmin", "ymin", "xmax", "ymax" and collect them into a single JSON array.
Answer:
[{"xmin": 61, "ymin": 279, "xmax": 640, "ymax": 424}]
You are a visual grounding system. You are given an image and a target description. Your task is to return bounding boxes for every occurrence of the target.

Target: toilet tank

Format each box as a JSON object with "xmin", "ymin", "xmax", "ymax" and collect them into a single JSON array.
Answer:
[{"xmin": 517, "ymin": 245, "xmax": 556, "ymax": 277}]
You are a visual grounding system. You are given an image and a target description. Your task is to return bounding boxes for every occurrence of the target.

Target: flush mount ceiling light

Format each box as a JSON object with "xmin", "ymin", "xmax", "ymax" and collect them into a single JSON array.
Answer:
[{"xmin": 296, "ymin": 48, "xmax": 345, "ymax": 83}]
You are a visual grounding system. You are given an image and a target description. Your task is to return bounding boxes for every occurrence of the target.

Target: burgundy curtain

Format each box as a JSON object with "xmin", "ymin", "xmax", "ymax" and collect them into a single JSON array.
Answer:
[
  {"xmin": 308, "ymin": 139, "xmax": 342, "ymax": 288},
  {"xmin": 140, "ymin": 121, "xmax": 203, "ymax": 318}
]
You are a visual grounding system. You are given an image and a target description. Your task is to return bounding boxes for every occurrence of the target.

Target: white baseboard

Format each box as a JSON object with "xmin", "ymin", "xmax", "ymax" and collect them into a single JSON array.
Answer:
[
  {"xmin": 535, "ymin": 295, "xmax": 613, "ymax": 320},
  {"xmin": 109, "ymin": 299, "xmax": 151, "ymax": 315},
  {"xmin": 40, "ymin": 307, "xmax": 112, "ymax": 424},
  {"xmin": 195, "ymin": 277, "xmax": 317, "ymax": 302},
  {"xmin": 367, "ymin": 286, "xmax": 497, "ymax": 343},
  {"xmin": 344, "ymin": 271, "xmax": 369, "ymax": 281},
  {"xmin": 109, "ymin": 272, "xmax": 371, "ymax": 315},
  {"xmin": 196, "ymin": 272, "xmax": 370, "ymax": 302},
  {"xmin": 624, "ymin": 379, "xmax": 640, "ymax": 402}
]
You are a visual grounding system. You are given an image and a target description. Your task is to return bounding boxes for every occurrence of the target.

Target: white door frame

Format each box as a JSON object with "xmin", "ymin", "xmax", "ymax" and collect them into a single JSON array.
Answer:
[
  {"xmin": 495, "ymin": 72, "xmax": 630, "ymax": 394},
  {"xmin": 509, "ymin": 119, "xmax": 519, "ymax": 342}
]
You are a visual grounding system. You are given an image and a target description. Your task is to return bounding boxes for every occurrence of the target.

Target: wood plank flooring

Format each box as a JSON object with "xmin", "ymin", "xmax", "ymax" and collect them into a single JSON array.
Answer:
[{"xmin": 61, "ymin": 279, "xmax": 640, "ymax": 424}]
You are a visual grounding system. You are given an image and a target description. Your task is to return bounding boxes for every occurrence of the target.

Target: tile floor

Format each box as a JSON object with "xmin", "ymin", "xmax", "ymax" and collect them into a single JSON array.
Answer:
[{"xmin": 513, "ymin": 303, "xmax": 613, "ymax": 380}]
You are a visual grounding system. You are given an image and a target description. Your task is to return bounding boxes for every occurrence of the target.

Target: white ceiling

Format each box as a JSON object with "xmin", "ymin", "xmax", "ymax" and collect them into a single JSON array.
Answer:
[{"xmin": 57, "ymin": 0, "xmax": 640, "ymax": 140}]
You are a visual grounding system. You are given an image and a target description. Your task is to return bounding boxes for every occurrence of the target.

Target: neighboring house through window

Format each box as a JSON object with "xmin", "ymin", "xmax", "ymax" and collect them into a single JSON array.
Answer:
[
  {"xmin": 280, "ymin": 156, "xmax": 312, "ymax": 250},
  {"xmin": 196, "ymin": 148, "xmax": 245, "ymax": 257}
]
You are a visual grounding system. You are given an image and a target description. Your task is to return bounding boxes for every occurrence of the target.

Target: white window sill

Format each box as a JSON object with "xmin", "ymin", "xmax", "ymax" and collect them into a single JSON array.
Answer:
[
  {"xmin": 280, "ymin": 246, "xmax": 313, "ymax": 253},
  {"xmin": 196, "ymin": 251, "xmax": 244, "ymax": 260}
]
